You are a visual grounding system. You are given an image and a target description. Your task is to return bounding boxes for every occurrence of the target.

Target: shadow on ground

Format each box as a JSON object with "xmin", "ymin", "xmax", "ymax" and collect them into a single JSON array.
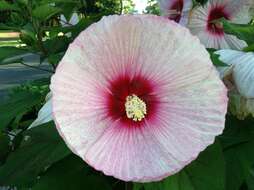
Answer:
[{"xmin": 0, "ymin": 54, "xmax": 51, "ymax": 100}]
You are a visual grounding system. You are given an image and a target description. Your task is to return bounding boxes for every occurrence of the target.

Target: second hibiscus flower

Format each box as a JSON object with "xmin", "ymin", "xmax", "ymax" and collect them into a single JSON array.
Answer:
[
  {"xmin": 158, "ymin": 0, "xmax": 192, "ymax": 25},
  {"xmin": 188, "ymin": 0, "xmax": 252, "ymax": 49}
]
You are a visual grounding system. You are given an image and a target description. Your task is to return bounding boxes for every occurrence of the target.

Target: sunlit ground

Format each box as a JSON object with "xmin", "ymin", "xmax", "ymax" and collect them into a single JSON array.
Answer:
[{"xmin": 0, "ymin": 32, "xmax": 19, "ymax": 38}]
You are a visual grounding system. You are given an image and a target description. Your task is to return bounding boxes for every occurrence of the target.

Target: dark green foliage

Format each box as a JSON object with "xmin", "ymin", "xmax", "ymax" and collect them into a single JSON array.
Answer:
[
  {"xmin": 247, "ymin": 167, "xmax": 254, "ymax": 190},
  {"xmin": 85, "ymin": 0, "xmax": 122, "ymax": 15},
  {"xmin": 0, "ymin": 132, "xmax": 11, "ymax": 166},
  {"xmin": 144, "ymin": 0, "xmax": 160, "ymax": 15},
  {"xmin": 0, "ymin": 122, "xmax": 71, "ymax": 187},
  {"xmin": 243, "ymin": 44, "xmax": 254, "ymax": 52},
  {"xmin": 220, "ymin": 116, "xmax": 254, "ymax": 190},
  {"xmin": 32, "ymin": 155, "xmax": 112, "ymax": 190},
  {"xmin": 32, "ymin": 4, "xmax": 62, "ymax": 21},
  {"xmin": 0, "ymin": 86, "xmax": 48, "ymax": 130},
  {"xmin": 222, "ymin": 19, "xmax": 254, "ymax": 46},
  {"xmin": 0, "ymin": 0, "xmax": 19, "ymax": 11}
]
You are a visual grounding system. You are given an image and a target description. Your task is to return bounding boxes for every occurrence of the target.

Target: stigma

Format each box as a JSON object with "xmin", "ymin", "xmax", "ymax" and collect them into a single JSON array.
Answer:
[{"xmin": 125, "ymin": 94, "xmax": 147, "ymax": 122}]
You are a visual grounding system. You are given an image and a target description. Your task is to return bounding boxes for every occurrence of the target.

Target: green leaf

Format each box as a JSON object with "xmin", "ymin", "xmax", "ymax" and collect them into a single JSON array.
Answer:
[
  {"xmin": 41, "ymin": 0, "xmax": 81, "ymax": 21},
  {"xmin": 48, "ymin": 52, "xmax": 64, "ymax": 66},
  {"xmin": 219, "ymin": 115, "xmax": 254, "ymax": 149},
  {"xmin": 222, "ymin": 19, "xmax": 254, "ymax": 45},
  {"xmin": 32, "ymin": 4, "xmax": 62, "ymax": 21},
  {"xmin": 42, "ymin": 0, "xmax": 80, "ymax": 3},
  {"xmin": 0, "ymin": 88, "xmax": 45, "ymax": 130},
  {"xmin": 0, "ymin": 132, "xmax": 10, "ymax": 166},
  {"xmin": 224, "ymin": 141, "xmax": 254, "ymax": 190},
  {"xmin": 221, "ymin": 116, "xmax": 254, "ymax": 190},
  {"xmin": 43, "ymin": 36, "xmax": 70, "ymax": 54},
  {"xmin": 28, "ymin": 78, "xmax": 50, "ymax": 87},
  {"xmin": 0, "ymin": 122, "xmax": 71, "ymax": 187},
  {"xmin": 71, "ymin": 17, "xmax": 100, "ymax": 38},
  {"xmin": 163, "ymin": 171, "xmax": 195, "ymax": 190},
  {"xmin": 170, "ymin": 142, "xmax": 225, "ymax": 190},
  {"xmin": 247, "ymin": 167, "xmax": 254, "ymax": 190},
  {"xmin": 143, "ymin": 181, "xmax": 164, "ymax": 190},
  {"xmin": 19, "ymin": 23, "xmax": 37, "ymax": 46},
  {"xmin": 243, "ymin": 44, "xmax": 254, "ymax": 52},
  {"xmin": 0, "ymin": 0, "xmax": 20, "ymax": 11},
  {"xmin": 133, "ymin": 183, "xmax": 144, "ymax": 190},
  {"xmin": 32, "ymin": 154, "xmax": 111, "ymax": 190},
  {"xmin": 0, "ymin": 47, "xmax": 30, "ymax": 64},
  {"xmin": 0, "ymin": 23, "xmax": 21, "ymax": 31},
  {"xmin": 141, "ymin": 142, "xmax": 225, "ymax": 190},
  {"xmin": 16, "ymin": 0, "xmax": 28, "ymax": 5},
  {"xmin": 207, "ymin": 48, "xmax": 228, "ymax": 67}
]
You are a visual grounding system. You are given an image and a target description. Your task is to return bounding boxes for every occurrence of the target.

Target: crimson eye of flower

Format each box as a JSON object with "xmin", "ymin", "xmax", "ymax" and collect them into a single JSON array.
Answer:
[
  {"xmin": 51, "ymin": 15, "xmax": 228, "ymax": 182},
  {"xmin": 168, "ymin": 0, "xmax": 184, "ymax": 22},
  {"xmin": 207, "ymin": 6, "xmax": 230, "ymax": 35},
  {"xmin": 158, "ymin": 0, "xmax": 192, "ymax": 25},
  {"xmin": 106, "ymin": 75, "xmax": 158, "ymax": 126}
]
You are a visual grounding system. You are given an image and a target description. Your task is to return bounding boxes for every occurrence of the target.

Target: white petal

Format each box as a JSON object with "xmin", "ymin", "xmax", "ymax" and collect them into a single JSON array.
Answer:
[
  {"xmin": 216, "ymin": 50, "xmax": 254, "ymax": 98},
  {"xmin": 215, "ymin": 49, "xmax": 246, "ymax": 66},
  {"xmin": 224, "ymin": 34, "xmax": 248, "ymax": 50},
  {"xmin": 226, "ymin": 0, "xmax": 252, "ymax": 24},
  {"xmin": 60, "ymin": 13, "xmax": 79, "ymax": 27},
  {"xmin": 29, "ymin": 93, "xmax": 53, "ymax": 128}
]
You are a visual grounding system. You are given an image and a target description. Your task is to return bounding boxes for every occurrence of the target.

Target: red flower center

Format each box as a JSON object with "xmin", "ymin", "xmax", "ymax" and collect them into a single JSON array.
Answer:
[
  {"xmin": 106, "ymin": 74, "xmax": 159, "ymax": 127},
  {"xmin": 168, "ymin": 0, "xmax": 184, "ymax": 23},
  {"xmin": 207, "ymin": 6, "xmax": 230, "ymax": 35}
]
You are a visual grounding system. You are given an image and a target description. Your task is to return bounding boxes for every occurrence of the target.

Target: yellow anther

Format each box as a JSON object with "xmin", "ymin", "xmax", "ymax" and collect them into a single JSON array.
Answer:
[{"xmin": 125, "ymin": 94, "xmax": 147, "ymax": 122}]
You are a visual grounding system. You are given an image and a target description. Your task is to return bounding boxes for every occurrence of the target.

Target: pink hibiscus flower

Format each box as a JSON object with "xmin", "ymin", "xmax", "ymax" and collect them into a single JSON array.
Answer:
[
  {"xmin": 50, "ymin": 15, "xmax": 228, "ymax": 182},
  {"xmin": 188, "ymin": 0, "xmax": 252, "ymax": 49},
  {"xmin": 158, "ymin": 0, "xmax": 192, "ymax": 25}
]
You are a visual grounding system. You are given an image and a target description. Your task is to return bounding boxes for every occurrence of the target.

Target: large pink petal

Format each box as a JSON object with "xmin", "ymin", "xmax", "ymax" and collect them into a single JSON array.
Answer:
[{"xmin": 51, "ymin": 15, "xmax": 228, "ymax": 182}]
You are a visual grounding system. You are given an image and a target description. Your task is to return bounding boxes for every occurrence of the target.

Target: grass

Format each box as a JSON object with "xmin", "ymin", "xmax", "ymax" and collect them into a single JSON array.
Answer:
[
  {"xmin": 0, "ymin": 40, "xmax": 19, "ymax": 47},
  {"xmin": 0, "ymin": 31, "xmax": 19, "ymax": 38},
  {"xmin": 0, "ymin": 31, "xmax": 20, "ymax": 46}
]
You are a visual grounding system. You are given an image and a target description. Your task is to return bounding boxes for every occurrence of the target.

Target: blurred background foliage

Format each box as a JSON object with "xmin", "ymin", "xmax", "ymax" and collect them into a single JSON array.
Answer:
[
  {"xmin": 0, "ymin": 0, "xmax": 254, "ymax": 190},
  {"xmin": 144, "ymin": 0, "xmax": 159, "ymax": 15}
]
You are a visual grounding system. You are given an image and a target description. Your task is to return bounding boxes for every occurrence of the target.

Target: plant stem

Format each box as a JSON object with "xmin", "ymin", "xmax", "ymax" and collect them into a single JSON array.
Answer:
[
  {"xmin": 120, "ymin": 0, "xmax": 123, "ymax": 14},
  {"xmin": 36, "ymin": 27, "xmax": 56, "ymax": 71},
  {"xmin": 2, "ymin": 130, "xmax": 16, "ymax": 137},
  {"xmin": 37, "ymin": 30, "xmax": 47, "ymax": 56}
]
